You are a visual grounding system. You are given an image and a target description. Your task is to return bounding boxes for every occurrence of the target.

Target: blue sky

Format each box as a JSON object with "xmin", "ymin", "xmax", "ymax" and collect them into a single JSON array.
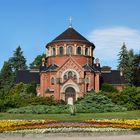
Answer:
[{"xmin": 0, "ymin": 0, "xmax": 140, "ymax": 69}]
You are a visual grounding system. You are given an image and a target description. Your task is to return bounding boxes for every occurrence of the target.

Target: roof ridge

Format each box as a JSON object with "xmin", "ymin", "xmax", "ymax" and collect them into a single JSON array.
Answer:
[{"xmin": 46, "ymin": 27, "xmax": 94, "ymax": 47}]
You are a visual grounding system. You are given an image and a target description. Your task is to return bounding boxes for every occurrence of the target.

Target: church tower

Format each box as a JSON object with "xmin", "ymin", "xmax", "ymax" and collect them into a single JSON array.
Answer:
[{"xmin": 37, "ymin": 26, "xmax": 100, "ymax": 104}]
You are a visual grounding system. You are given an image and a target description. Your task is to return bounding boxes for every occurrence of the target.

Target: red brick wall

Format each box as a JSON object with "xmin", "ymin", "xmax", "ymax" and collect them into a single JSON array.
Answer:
[
  {"xmin": 37, "ymin": 41, "xmax": 100, "ymax": 101},
  {"xmin": 47, "ymin": 55, "xmax": 94, "ymax": 66}
]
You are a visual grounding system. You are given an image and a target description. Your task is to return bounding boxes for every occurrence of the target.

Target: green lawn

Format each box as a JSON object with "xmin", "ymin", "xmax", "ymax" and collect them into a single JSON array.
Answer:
[{"xmin": 0, "ymin": 110, "xmax": 139, "ymax": 121}]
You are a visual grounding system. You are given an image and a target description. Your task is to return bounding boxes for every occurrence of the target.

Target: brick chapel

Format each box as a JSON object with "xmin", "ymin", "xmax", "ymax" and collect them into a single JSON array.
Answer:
[{"xmin": 16, "ymin": 26, "xmax": 127, "ymax": 104}]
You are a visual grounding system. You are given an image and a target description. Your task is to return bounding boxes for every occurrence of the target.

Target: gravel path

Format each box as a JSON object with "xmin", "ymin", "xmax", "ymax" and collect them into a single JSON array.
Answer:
[{"xmin": 0, "ymin": 134, "xmax": 140, "ymax": 140}]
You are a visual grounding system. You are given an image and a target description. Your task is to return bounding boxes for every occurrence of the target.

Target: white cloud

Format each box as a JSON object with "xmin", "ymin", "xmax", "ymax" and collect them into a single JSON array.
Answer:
[{"xmin": 87, "ymin": 27, "xmax": 140, "ymax": 69}]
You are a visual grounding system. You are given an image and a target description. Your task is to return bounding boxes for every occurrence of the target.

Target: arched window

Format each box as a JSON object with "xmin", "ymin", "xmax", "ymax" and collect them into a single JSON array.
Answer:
[
  {"xmin": 85, "ymin": 48, "xmax": 88, "ymax": 55},
  {"xmin": 68, "ymin": 71, "xmax": 73, "ymax": 78},
  {"xmin": 77, "ymin": 47, "xmax": 81, "ymax": 55},
  {"xmin": 64, "ymin": 74, "xmax": 67, "ymax": 80},
  {"xmin": 67, "ymin": 46, "xmax": 73, "ymax": 55},
  {"xmin": 52, "ymin": 48, "xmax": 56, "ymax": 56},
  {"xmin": 59, "ymin": 46, "xmax": 64, "ymax": 55},
  {"xmin": 51, "ymin": 77, "xmax": 55, "ymax": 85},
  {"xmin": 63, "ymin": 70, "xmax": 78, "ymax": 82}
]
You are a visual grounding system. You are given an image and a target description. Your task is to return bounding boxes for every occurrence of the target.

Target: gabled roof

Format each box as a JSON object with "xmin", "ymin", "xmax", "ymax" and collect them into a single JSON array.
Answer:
[
  {"xmin": 40, "ymin": 64, "xmax": 59, "ymax": 72},
  {"xmin": 46, "ymin": 64, "xmax": 59, "ymax": 71},
  {"xmin": 101, "ymin": 70, "xmax": 127, "ymax": 85},
  {"xmin": 82, "ymin": 64, "xmax": 99, "ymax": 72},
  {"xmin": 15, "ymin": 69, "xmax": 127, "ymax": 85},
  {"xmin": 47, "ymin": 27, "xmax": 95, "ymax": 47},
  {"xmin": 15, "ymin": 70, "xmax": 40, "ymax": 84},
  {"xmin": 57, "ymin": 56, "xmax": 83, "ymax": 72}
]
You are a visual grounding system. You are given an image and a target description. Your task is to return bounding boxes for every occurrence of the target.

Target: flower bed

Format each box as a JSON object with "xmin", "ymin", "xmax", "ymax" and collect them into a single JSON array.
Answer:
[
  {"xmin": 4, "ymin": 127, "xmax": 131, "ymax": 134},
  {"xmin": 0, "ymin": 119, "xmax": 139, "ymax": 133},
  {"xmin": 84, "ymin": 119, "xmax": 140, "ymax": 129}
]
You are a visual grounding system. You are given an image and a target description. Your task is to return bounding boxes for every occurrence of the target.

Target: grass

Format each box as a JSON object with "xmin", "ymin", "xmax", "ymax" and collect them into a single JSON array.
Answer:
[{"xmin": 0, "ymin": 110, "xmax": 139, "ymax": 121}]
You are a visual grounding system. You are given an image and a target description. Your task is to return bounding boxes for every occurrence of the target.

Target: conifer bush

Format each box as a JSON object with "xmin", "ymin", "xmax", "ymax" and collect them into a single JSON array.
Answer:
[
  {"xmin": 7, "ymin": 94, "xmax": 127, "ymax": 114},
  {"xmin": 75, "ymin": 93, "xmax": 127, "ymax": 113},
  {"xmin": 101, "ymin": 83, "xmax": 118, "ymax": 93}
]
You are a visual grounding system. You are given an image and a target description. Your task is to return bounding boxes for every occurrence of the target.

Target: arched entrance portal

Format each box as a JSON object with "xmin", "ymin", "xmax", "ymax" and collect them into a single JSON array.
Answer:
[{"xmin": 65, "ymin": 87, "xmax": 76, "ymax": 105}]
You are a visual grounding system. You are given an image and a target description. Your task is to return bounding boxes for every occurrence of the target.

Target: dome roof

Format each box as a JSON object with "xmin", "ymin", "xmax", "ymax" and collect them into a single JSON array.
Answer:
[{"xmin": 47, "ymin": 27, "xmax": 95, "ymax": 47}]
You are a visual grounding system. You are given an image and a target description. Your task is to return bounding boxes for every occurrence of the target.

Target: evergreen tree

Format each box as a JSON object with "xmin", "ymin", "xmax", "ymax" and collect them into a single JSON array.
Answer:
[
  {"xmin": 117, "ymin": 43, "xmax": 136, "ymax": 85},
  {"xmin": 30, "ymin": 53, "xmax": 46, "ymax": 68},
  {"xmin": 0, "ymin": 61, "xmax": 14, "ymax": 90},
  {"xmin": 133, "ymin": 54, "xmax": 140, "ymax": 86},
  {"xmin": 117, "ymin": 43, "xmax": 129, "ymax": 80},
  {"xmin": 126, "ymin": 49, "xmax": 135, "ymax": 85},
  {"xmin": 9, "ymin": 46, "xmax": 27, "ymax": 72},
  {"xmin": 117, "ymin": 43, "xmax": 129, "ymax": 70}
]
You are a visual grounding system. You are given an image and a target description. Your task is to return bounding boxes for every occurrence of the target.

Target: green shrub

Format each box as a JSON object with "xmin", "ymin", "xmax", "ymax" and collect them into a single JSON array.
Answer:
[
  {"xmin": 118, "ymin": 86, "xmax": 140, "ymax": 110},
  {"xmin": 75, "ymin": 93, "xmax": 127, "ymax": 113},
  {"xmin": 7, "ymin": 105, "xmax": 69, "ymax": 114},
  {"xmin": 7, "ymin": 93, "xmax": 127, "ymax": 114},
  {"xmin": 99, "ymin": 86, "xmax": 140, "ymax": 110},
  {"xmin": 7, "ymin": 105, "xmax": 47, "ymax": 114},
  {"xmin": 20, "ymin": 96, "xmax": 58, "ymax": 106},
  {"xmin": 101, "ymin": 83, "xmax": 118, "ymax": 93}
]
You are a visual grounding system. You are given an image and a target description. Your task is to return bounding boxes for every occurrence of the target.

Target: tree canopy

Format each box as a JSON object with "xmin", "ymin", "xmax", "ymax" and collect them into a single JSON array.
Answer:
[
  {"xmin": 117, "ymin": 43, "xmax": 137, "ymax": 85},
  {"xmin": 9, "ymin": 46, "xmax": 27, "ymax": 73},
  {"xmin": 0, "ymin": 61, "xmax": 14, "ymax": 90},
  {"xmin": 133, "ymin": 54, "xmax": 140, "ymax": 86},
  {"xmin": 30, "ymin": 53, "xmax": 46, "ymax": 68}
]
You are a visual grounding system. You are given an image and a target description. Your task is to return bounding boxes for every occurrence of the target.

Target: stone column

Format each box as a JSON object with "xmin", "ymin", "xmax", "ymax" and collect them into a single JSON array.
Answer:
[
  {"xmin": 48, "ymin": 46, "xmax": 51, "ymax": 56},
  {"xmin": 74, "ymin": 44, "xmax": 77, "ymax": 55},
  {"xmin": 56, "ymin": 45, "xmax": 58, "ymax": 55},
  {"xmin": 50, "ymin": 47, "xmax": 52, "ymax": 56},
  {"xmin": 64, "ymin": 44, "xmax": 67, "ymax": 55},
  {"xmin": 89, "ymin": 46, "xmax": 92, "ymax": 56},
  {"xmin": 83, "ymin": 45, "xmax": 85, "ymax": 55}
]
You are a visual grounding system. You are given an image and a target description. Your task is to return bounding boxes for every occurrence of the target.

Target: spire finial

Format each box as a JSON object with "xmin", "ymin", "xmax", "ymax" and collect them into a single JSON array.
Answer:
[{"xmin": 69, "ymin": 16, "xmax": 72, "ymax": 28}]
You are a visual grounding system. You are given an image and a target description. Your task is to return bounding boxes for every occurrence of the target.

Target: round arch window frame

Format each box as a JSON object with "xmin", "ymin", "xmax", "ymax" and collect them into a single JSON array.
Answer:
[
  {"xmin": 51, "ymin": 77, "xmax": 55, "ymax": 85},
  {"xmin": 61, "ymin": 69, "xmax": 80, "ymax": 83},
  {"xmin": 67, "ymin": 46, "xmax": 73, "ymax": 55},
  {"xmin": 52, "ymin": 48, "xmax": 56, "ymax": 56},
  {"xmin": 77, "ymin": 46, "xmax": 82, "ymax": 55},
  {"xmin": 59, "ymin": 46, "xmax": 64, "ymax": 55},
  {"xmin": 85, "ymin": 48, "xmax": 88, "ymax": 56}
]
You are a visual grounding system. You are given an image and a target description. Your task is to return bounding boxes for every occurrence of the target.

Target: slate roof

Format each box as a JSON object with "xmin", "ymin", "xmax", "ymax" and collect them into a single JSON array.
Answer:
[
  {"xmin": 47, "ymin": 27, "xmax": 95, "ymax": 47},
  {"xmin": 40, "ymin": 64, "xmax": 59, "ymax": 72},
  {"xmin": 15, "ymin": 70, "xmax": 40, "ymax": 84},
  {"xmin": 82, "ymin": 64, "xmax": 99, "ymax": 72},
  {"xmin": 15, "ymin": 69, "xmax": 127, "ymax": 85},
  {"xmin": 46, "ymin": 64, "xmax": 59, "ymax": 71},
  {"xmin": 101, "ymin": 70, "xmax": 127, "ymax": 85},
  {"xmin": 101, "ymin": 66, "xmax": 111, "ymax": 72}
]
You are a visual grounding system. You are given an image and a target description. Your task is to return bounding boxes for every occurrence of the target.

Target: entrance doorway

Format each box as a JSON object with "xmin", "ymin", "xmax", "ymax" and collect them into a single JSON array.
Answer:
[{"xmin": 65, "ymin": 87, "xmax": 76, "ymax": 105}]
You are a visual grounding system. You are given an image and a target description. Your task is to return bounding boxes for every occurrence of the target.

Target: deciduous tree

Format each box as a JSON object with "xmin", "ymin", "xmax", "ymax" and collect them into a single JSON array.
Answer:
[{"xmin": 30, "ymin": 53, "xmax": 46, "ymax": 68}]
